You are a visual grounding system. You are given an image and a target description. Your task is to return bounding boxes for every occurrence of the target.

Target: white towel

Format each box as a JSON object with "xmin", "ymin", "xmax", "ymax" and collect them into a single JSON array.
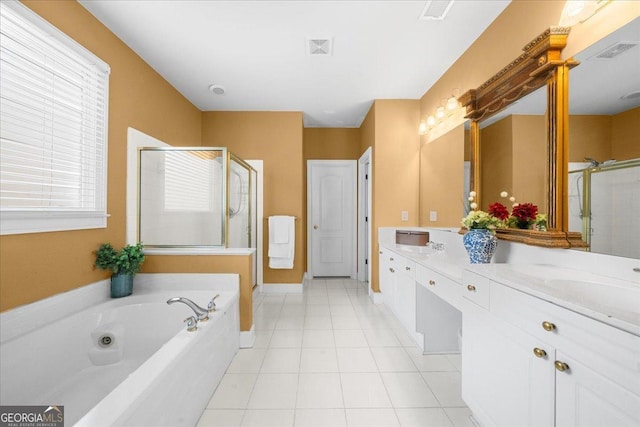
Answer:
[{"xmin": 268, "ymin": 215, "xmax": 295, "ymax": 269}]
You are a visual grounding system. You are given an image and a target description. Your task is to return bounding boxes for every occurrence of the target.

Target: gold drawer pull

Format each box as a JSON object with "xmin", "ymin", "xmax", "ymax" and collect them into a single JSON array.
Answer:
[
  {"xmin": 390, "ymin": 257, "xmax": 394, "ymax": 261},
  {"xmin": 542, "ymin": 321, "xmax": 556, "ymax": 332},
  {"xmin": 406, "ymin": 266, "xmax": 411, "ymax": 271},
  {"xmin": 554, "ymin": 361, "xmax": 570, "ymax": 372},
  {"xmin": 533, "ymin": 347, "xmax": 547, "ymax": 358},
  {"xmin": 467, "ymin": 284, "xmax": 476, "ymax": 292},
  {"xmin": 389, "ymin": 268, "xmax": 395, "ymax": 273},
  {"xmin": 428, "ymin": 280, "xmax": 436, "ymax": 286}
]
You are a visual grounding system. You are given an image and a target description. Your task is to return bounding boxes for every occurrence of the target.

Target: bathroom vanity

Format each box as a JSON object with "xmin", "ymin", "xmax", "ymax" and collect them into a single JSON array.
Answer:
[{"xmin": 378, "ymin": 227, "xmax": 640, "ymax": 426}]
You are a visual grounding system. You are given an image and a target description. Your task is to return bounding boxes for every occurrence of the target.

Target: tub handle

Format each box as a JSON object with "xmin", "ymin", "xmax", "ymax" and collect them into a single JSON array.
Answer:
[
  {"xmin": 208, "ymin": 294, "xmax": 220, "ymax": 313},
  {"xmin": 184, "ymin": 316, "xmax": 198, "ymax": 332}
]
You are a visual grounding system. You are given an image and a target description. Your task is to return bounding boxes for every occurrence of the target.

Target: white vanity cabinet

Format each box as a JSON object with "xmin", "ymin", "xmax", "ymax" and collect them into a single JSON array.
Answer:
[
  {"xmin": 462, "ymin": 269, "xmax": 640, "ymax": 426},
  {"xmin": 378, "ymin": 248, "xmax": 398, "ymax": 310},
  {"xmin": 378, "ymin": 248, "xmax": 423, "ymax": 348}
]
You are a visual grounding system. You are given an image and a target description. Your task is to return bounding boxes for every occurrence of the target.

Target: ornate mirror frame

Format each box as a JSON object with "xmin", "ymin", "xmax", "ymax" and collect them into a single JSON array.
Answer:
[{"xmin": 459, "ymin": 27, "xmax": 586, "ymax": 248}]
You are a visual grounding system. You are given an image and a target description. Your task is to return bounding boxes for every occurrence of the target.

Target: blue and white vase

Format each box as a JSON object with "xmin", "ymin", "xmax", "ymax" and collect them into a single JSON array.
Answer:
[{"xmin": 463, "ymin": 228, "xmax": 497, "ymax": 264}]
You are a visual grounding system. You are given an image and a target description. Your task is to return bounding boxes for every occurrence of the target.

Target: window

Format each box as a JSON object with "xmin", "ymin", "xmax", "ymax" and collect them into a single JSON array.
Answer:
[{"xmin": 0, "ymin": 1, "xmax": 110, "ymax": 235}]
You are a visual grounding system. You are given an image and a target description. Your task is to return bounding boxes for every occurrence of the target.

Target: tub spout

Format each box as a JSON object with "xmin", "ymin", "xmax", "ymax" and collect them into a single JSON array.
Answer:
[{"xmin": 167, "ymin": 297, "xmax": 209, "ymax": 321}]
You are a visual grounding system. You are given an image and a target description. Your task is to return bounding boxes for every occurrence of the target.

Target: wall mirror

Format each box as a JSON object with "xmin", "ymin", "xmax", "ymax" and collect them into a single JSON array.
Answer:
[
  {"xmin": 477, "ymin": 86, "xmax": 547, "ymax": 212},
  {"xmin": 460, "ymin": 26, "xmax": 587, "ymax": 248},
  {"xmin": 567, "ymin": 17, "xmax": 640, "ymax": 258}
]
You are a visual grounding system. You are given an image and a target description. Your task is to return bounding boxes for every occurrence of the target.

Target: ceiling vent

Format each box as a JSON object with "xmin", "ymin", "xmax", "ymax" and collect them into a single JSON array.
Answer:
[
  {"xmin": 307, "ymin": 38, "xmax": 332, "ymax": 56},
  {"xmin": 419, "ymin": 0, "xmax": 455, "ymax": 21},
  {"xmin": 593, "ymin": 41, "xmax": 638, "ymax": 59}
]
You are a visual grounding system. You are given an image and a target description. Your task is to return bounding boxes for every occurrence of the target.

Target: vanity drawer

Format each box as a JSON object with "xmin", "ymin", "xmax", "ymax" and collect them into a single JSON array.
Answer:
[
  {"xmin": 401, "ymin": 258, "xmax": 416, "ymax": 279},
  {"xmin": 416, "ymin": 264, "xmax": 460, "ymax": 308},
  {"xmin": 461, "ymin": 270, "xmax": 490, "ymax": 310}
]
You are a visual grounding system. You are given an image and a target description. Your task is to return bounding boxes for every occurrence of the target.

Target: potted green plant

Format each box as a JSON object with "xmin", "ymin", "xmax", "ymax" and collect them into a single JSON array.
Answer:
[{"xmin": 95, "ymin": 242, "xmax": 145, "ymax": 298}]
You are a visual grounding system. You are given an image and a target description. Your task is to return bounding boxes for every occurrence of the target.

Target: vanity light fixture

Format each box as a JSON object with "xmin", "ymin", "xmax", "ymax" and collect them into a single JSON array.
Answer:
[
  {"xmin": 559, "ymin": 0, "xmax": 612, "ymax": 27},
  {"xmin": 446, "ymin": 95, "xmax": 459, "ymax": 111}
]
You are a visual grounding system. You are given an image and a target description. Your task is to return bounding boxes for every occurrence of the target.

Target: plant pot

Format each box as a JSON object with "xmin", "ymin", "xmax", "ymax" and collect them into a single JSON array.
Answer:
[
  {"xmin": 463, "ymin": 228, "xmax": 498, "ymax": 264},
  {"xmin": 111, "ymin": 273, "xmax": 133, "ymax": 298}
]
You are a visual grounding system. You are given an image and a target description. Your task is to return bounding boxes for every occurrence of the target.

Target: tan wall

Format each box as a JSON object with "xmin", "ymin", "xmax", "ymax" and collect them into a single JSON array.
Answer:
[
  {"xmin": 611, "ymin": 107, "xmax": 640, "ymax": 160},
  {"xmin": 303, "ymin": 128, "xmax": 362, "ymax": 160},
  {"xmin": 569, "ymin": 116, "xmax": 612, "ymax": 162},
  {"xmin": 370, "ymin": 100, "xmax": 420, "ymax": 292},
  {"xmin": 420, "ymin": 124, "xmax": 465, "ymax": 227},
  {"xmin": 201, "ymin": 112, "xmax": 305, "ymax": 286},
  {"xmin": 144, "ymin": 255, "xmax": 254, "ymax": 331},
  {"xmin": 0, "ymin": 1, "xmax": 202, "ymax": 312}
]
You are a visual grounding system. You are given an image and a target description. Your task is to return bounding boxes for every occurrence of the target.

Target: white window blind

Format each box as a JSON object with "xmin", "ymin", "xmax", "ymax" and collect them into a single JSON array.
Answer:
[
  {"xmin": 164, "ymin": 151, "xmax": 219, "ymax": 212},
  {"xmin": 0, "ymin": 1, "xmax": 110, "ymax": 235}
]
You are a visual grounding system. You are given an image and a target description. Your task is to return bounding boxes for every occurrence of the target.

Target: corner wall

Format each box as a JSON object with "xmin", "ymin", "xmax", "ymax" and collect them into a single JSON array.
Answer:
[
  {"xmin": 0, "ymin": 1, "xmax": 202, "ymax": 312},
  {"xmin": 201, "ymin": 112, "xmax": 305, "ymax": 287}
]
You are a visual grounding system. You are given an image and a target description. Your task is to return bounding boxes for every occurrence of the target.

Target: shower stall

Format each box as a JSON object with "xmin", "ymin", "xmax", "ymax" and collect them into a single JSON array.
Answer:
[
  {"xmin": 568, "ymin": 158, "xmax": 640, "ymax": 259},
  {"xmin": 138, "ymin": 147, "xmax": 256, "ymax": 249}
]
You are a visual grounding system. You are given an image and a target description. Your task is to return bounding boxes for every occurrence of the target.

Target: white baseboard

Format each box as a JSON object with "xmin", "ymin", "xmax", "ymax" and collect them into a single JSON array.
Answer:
[
  {"xmin": 261, "ymin": 283, "xmax": 304, "ymax": 294},
  {"xmin": 370, "ymin": 290, "xmax": 383, "ymax": 304},
  {"xmin": 239, "ymin": 325, "xmax": 255, "ymax": 348}
]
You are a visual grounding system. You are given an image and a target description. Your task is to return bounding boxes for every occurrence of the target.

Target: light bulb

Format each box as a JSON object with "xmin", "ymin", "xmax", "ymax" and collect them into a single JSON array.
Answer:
[
  {"xmin": 446, "ymin": 96, "xmax": 458, "ymax": 111},
  {"xmin": 436, "ymin": 106, "xmax": 445, "ymax": 119},
  {"xmin": 418, "ymin": 120, "xmax": 427, "ymax": 135},
  {"xmin": 426, "ymin": 116, "xmax": 436, "ymax": 126}
]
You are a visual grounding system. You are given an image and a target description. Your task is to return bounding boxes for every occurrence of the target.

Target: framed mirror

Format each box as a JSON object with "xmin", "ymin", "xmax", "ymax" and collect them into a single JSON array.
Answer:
[
  {"xmin": 567, "ymin": 17, "xmax": 640, "ymax": 258},
  {"xmin": 459, "ymin": 27, "xmax": 586, "ymax": 248}
]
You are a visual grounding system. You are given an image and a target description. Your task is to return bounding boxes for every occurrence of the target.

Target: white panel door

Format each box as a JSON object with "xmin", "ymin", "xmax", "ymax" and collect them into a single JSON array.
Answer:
[{"xmin": 308, "ymin": 160, "xmax": 356, "ymax": 277}]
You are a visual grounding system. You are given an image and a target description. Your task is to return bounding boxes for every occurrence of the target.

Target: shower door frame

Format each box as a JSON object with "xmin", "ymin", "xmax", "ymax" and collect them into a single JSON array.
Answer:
[{"xmin": 137, "ymin": 147, "xmax": 256, "ymax": 249}]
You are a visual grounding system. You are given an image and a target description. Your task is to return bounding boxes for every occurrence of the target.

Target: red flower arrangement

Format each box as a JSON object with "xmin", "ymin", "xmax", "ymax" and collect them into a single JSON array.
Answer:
[
  {"xmin": 488, "ymin": 202, "xmax": 510, "ymax": 221},
  {"xmin": 511, "ymin": 203, "xmax": 538, "ymax": 223}
]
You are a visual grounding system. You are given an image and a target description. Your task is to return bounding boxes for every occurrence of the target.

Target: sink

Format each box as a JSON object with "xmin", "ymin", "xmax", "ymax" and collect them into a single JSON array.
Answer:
[{"xmin": 494, "ymin": 264, "xmax": 640, "ymax": 329}]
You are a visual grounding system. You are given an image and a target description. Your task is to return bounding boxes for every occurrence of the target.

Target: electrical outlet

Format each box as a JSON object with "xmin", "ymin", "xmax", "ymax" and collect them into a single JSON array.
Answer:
[
  {"xmin": 401, "ymin": 211, "xmax": 409, "ymax": 221},
  {"xmin": 430, "ymin": 211, "xmax": 438, "ymax": 221}
]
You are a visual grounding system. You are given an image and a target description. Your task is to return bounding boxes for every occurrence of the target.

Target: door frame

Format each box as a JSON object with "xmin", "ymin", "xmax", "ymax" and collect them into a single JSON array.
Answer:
[
  {"xmin": 307, "ymin": 160, "xmax": 357, "ymax": 278},
  {"xmin": 358, "ymin": 148, "xmax": 372, "ymax": 285}
]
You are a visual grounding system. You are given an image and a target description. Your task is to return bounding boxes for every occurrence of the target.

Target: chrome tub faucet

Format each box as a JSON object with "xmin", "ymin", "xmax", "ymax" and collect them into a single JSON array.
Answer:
[{"xmin": 167, "ymin": 297, "xmax": 209, "ymax": 321}]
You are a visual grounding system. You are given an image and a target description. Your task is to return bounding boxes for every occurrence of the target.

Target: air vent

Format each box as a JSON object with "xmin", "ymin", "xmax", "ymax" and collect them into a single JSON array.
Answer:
[
  {"xmin": 594, "ymin": 41, "xmax": 638, "ymax": 59},
  {"xmin": 307, "ymin": 38, "xmax": 332, "ymax": 56},
  {"xmin": 419, "ymin": 0, "xmax": 455, "ymax": 21}
]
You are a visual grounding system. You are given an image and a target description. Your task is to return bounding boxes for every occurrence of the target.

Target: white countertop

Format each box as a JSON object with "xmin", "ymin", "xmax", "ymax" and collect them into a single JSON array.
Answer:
[
  {"xmin": 383, "ymin": 244, "xmax": 467, "ymax": 283},
  {"xmin": 467, "ymin": 263, "xmax": 640, "ymax": 337}
]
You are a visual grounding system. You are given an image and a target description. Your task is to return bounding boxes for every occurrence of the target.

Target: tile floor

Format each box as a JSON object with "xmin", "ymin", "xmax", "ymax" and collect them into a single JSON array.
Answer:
[{"xmin": 197, "ymin": 278, "xmax": 473, "ymax": 427}]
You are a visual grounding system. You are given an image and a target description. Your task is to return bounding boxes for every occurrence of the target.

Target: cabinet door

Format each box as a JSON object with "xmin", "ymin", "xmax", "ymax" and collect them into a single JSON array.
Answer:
[
  {"xmin": 462, "ymin": 307, "xmax": 555, "ymax": 427},
  {"xmin": 378, "ymin": 250, "xmax": 396, "ymax": 311},
  {"xmin": 555, "ymin": 352, "xmax": 640, "ymax": 426}
]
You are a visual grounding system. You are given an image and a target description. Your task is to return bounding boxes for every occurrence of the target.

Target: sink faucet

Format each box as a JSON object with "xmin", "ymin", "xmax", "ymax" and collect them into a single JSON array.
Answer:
[{"xmin": 167, "ymin": 297, "xmax": 209, "ymax": 321}]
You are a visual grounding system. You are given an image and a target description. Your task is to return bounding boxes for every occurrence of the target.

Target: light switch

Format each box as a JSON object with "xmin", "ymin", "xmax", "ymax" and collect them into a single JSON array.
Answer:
[
  {"xmin": 401, "ymin": 211, "xmax": 409, "ymax": 221},
  {"xmin": 430, "ymin": 211, "xmax": 438, "ymax": 221}
]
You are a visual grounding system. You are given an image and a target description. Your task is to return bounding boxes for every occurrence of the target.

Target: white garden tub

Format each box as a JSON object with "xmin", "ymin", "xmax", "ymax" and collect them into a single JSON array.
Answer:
[{"xmin": 0, "ymin": 273, "xmax": 239, "ymax": 426}]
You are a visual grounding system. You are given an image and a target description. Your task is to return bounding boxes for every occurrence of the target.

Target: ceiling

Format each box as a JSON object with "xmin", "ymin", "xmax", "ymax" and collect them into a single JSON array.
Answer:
[{"xmin": 78, "ymin": 0, "xmax": 510, "ymax": 128}]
